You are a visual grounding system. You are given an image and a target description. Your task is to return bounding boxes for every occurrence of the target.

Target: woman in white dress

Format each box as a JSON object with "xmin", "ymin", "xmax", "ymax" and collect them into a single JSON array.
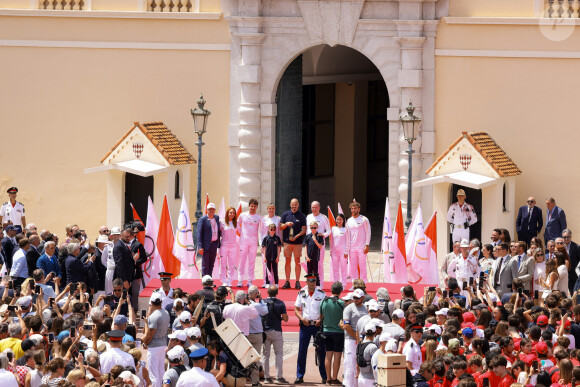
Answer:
[
  {"xmin": 260, "ymin": 203, "xmax": 281, "ymax": 287},
  {"xmin": 532, "ymin": 248, "xmax": 547, "ymax": 298},
  {"xmin": 478, "ymin": 244, "xmax": 495, "ymax": 275},
  {"xmin": 540, "ymin": 259, "xmax": 559, "ymax": 299},
  {"xmin": 219, "ymin": 208, "xmax": 238, "ymax": 286},
  {"xmin": 330, "ymin": 214, "xmax": 348, "ymax": 288}
]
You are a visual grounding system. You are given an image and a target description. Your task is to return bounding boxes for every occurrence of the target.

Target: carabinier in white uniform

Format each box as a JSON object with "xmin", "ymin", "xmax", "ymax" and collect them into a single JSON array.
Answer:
[
  {"xmin": 446, "ymin": 189, "xmax": 477, "ymax": 243},
  {"xmin": 0, "ymin": 187, "xmax": 25, "ymax": 233},
  {"xmin": 154, "ymin": 272, "xmax": 175, "ymax": 310}
]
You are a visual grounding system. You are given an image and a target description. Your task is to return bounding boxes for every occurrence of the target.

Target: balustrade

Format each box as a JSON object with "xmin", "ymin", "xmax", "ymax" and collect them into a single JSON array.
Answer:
[
  {"xmin": 546, "ymin": 0, "xmax": 580, "ymax": 18},
  {"xmin": 40, "ymin": 0, "xmax": 84, "ymax": 10},
  {"xmin": 148, "ymin": 0, "xmax": 193, "ymax": 12}
]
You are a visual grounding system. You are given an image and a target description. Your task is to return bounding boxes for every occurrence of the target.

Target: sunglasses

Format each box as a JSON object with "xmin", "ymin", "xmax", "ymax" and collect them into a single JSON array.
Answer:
[
  {"xmin": 310, "ymin": 227, "xmax": 317, "ymax": 229},
  {"xmin": 564, "ymin": 236, "xmax": 571, "ymax": 239},
  {"xmin": 353, "ymin": 296, "xmax": 362, "ymax": 300},
  {"xmin": 113, "ymin": 289, "xmax": 122, "ymax": 292},
  {"xmin": 182, "ymin": 319, "xmax": 190, "ymax": 323},
  {"xmin": 307, "ymin": 279, "xmax": 316, "ymax": 283},
  {"xmin": 527, "ymin": 200, "xmax": 535, "ymax": 203}
]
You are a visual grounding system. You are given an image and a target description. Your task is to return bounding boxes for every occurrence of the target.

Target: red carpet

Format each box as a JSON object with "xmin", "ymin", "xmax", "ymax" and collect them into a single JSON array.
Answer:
[{"xmin": 140, "ymin": 279, "xmax": 433, "ymax": 332}]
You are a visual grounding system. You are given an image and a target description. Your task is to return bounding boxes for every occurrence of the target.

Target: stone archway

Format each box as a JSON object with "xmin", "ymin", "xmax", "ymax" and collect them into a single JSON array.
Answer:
[{"xmin": 224, "ymin": 0, "xmax": 444, "ymax": 219}]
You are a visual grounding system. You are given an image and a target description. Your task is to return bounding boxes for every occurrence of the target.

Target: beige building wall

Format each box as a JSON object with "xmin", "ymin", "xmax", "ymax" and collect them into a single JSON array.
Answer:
[
  {"xmin": 0, "ymin": 5, "xmax": 231, "ymax": 237},
  {"xmin": 437, "ymin": 1, "xmax": 580, "ymax": 246}
]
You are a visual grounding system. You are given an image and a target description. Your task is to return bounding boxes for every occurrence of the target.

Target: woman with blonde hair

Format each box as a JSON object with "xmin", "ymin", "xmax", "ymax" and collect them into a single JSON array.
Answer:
[
  {"xmin": 219, "ymin": 207, "xmax": 238, "ymax": 286},
  {"xmin": 425, "ymin": 339, "xmax": 438, "ymax": 361},
  {"xmin": 495, "ymin": 321, "xmax": 509, "ymax": 337},
  {"xmin": 557, "ymin": 358, "xmax": 574, "ymax": 386},
  {"xmin": 128, "ymin": 348, "xmax": 151, "ymax": 387},
  {"xmin": 66, "ymin": 369, "xmax": 87, "ymax": 386},
  {"xmin": 540, "ymin": 259, "xmax": 559, "ymax": 298}
]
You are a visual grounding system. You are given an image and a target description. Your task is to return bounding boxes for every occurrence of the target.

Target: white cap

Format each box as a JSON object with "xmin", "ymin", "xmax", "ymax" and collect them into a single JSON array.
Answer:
[
  {"xmin": 386, "ymin": 339, "xmax": 398, "ymax": 352},
  {"xmin": 179, "ymin": 311, "xmax": 192, "ymax": 322},
  {"xmin": 29, "ymin": 334, "xmax": 44, "ymax": 346},
  {"xmin": 424, "ymin": 325, "xmax": 442, "ymax": 335},
  {"xmin": 119, "ymin": 371, "xmax": 140, "ymax": 386},
  {"xmin": 187, "ymin": 327, "xmax": 201, "ymax": 338},
  {"xmin": 207, "ymin": 203, "xmax": 216, "ymax": 209},
  {"xmin": 18, "ymin": 296, "xmax": 32, "ymax": 308},
  {"xmin": 435, "ymin": 308, "xmax": 449, "ymax": 316},
  {"xmin": 460, "ymin": 239, "xmax": 470, "ymax": 247},
  {"xmin": 167, "ymin": 345, "xmax": 185, "ymax": 362},
  {"xmin": 342, "ymin": 292, "xmax": 353, "ymax": 301},
  {"xmin": 392, "ymin": 309, "xmax": 405, "ymax": 319},
  {"xmin": 173, "ymin": 298, "xmax": 184, "ymax": 308},
  {"xmin": 366, "ymin": 301, "xmax": 380, "ymax": 311},
  {"xmin": 379, "ymin": 331, "xmax": 393, "ymax": 342},
  {"xmin": 202, "ymin": 275, "xmax": 213, "ymax": 284},
  {"xmin": 353, "ymin": 289, "xmax": 365, "ymax": 299},
  {"xmin": 364, "ymin": 322, "xmax": 376, "ymax": 333},
  {"xmin": 110, "ymin": 226, "xmax": 122, "ymax": 235},
  {"xmin": 168, "ymin": 330, "xmax": 187, "ymax": 342},
  {"xmin": 369, "ymin": 318, "xmax": 384, "ymax": 327},
  {"xmin": 96, "ymin": 235, "xmax": 111, "ymax": 244},
  {"xmin": 150, "ymin": 292, "xmax": 162, "ymax": 305}
]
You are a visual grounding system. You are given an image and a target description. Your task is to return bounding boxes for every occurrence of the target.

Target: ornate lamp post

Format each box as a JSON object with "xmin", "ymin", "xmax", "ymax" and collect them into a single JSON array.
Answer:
[
  {"xmin": 400, "ymin": 101, "xmax": 422, "ymax": 230},
  {"xmin": 190, "ymin": 94, "xmax": 211, "ymax": 240}
]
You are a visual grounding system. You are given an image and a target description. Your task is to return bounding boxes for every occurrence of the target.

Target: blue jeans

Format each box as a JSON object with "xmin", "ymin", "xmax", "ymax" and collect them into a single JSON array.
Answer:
[{"xmin": 296, "ymin": 324, "xmax": 327, "ymax": 380}]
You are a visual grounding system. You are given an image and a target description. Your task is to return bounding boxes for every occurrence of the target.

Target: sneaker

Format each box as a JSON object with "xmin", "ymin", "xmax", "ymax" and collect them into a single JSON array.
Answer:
[
  {"xmin": 262, "ymin": 282, "xmax": 268, "ymax": 288},
  {"xmin": 275, "ymin": 378, "xmax": 289, "ymax": 384},
  {"xmin": 295, "ymin": 281, "xmax": 301, "ymax": 289},
  {"xmin": 264, "ymin": 377, "xmax": 273, "ymax": 384},
  {"xmin": 282, "ymin": 281, "xmax": 291, "ymax": 289}
]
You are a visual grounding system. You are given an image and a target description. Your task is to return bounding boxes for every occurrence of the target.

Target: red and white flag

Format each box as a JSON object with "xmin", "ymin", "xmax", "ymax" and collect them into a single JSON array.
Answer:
[
  {"xmin": 381, "ymin": 197, "xmax": 393, "ymax": 282},
  {"xmin": 158, "ymin": 195, "xmax": 181, "ymax": 278},
  {"xmin": 391, "ymin": 202, "xmax": 408, "ymax": 283},
  {"xmin": 143, "ymin": 197, "xmax": 164, "ymax": 286},
  {"xmin": 203, "ymin": 193, "xmax": 210, "ymax": 215},
  {"xmin": 422, "ymin": 212, "xmax": 439, "ymax": 285}
]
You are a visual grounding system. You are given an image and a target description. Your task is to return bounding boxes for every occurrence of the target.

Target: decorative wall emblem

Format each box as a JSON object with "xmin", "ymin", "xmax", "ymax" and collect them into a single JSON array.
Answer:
[
  {"xmin": 133, "ymin": 142, "xmax": 144, "ymax": 158},
  {"xmin": 460, "ymin": 154, "xmax": 472, "ymax": 171}
]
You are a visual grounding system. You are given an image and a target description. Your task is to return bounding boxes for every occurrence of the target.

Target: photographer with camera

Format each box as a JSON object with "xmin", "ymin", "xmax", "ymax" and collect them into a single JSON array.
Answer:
[
  {"xmin": 247, "ymin": 285, "xmax": 268, "ymax": 387},
  {"xmin": 293, "ymin": 273, "xmax": 327, "ymax": 384}
]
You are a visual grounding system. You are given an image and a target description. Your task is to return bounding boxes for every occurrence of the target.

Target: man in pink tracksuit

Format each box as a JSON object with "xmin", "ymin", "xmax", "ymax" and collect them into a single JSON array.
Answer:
[
  {"xmin": 236, "ymin": 198, "xmax": 262, "ymax": 287},
  {"xmin": 345, "ymin": 201, "xmax": 371, "ymax": 284}
]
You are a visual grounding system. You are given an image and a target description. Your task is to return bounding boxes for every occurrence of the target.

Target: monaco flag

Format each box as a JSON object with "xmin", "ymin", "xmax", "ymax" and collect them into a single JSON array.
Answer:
[
  {"xmin": 405, "ymin": 204, "xmax": 424, "ymax": 284},
  {"xmin": 158, "ymin": 195, "xmax": 181, "ymax": 278},
  {"xmin": 173, "ymin": 195, "xmax": 199, "ymax": 279},
  {"xmin": 422, "ymin": 212, "xmax": 439, "ymax": 285},
  {"xmin": 143, "ymin": 197, "xmax": 165, "ymax": 286},
  {"xmin": 381, "ymin": 197, "xmax": 393, "ymax": 282},
  {"xmin": 130, "ymin": 203, "xmax": 145, "ymax": 245},
  {"xmin": 391, "ymin": 201, "xmax": 408, "ymax": 283}
]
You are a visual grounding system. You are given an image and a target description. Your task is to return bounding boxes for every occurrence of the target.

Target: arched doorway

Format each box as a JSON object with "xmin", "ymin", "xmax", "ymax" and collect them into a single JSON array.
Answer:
[{"xmin": 275, "ymin": 45, "xmax": 389, "ymax": 244}]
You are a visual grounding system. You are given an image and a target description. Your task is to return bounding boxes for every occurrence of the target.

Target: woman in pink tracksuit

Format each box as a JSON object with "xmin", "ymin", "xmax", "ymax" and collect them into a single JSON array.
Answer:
[
  {"xmin": 219, "ymin": 207, "xmax": 238, "ymax": 286},
  {"xmin": 330, "ymin": 213, "xmax": 348, "ymax": 288}
]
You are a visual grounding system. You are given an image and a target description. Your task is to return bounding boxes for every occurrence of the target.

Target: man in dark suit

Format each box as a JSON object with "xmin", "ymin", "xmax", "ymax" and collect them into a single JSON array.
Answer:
[
  {"xmin": 196, "ymin": 203, "xmax": 221, "ymax": 276},
  {"xmin": 113, "ymin": 227, "xmax": 135, "ymax": 290},
  {"xmin": 129, "ymin": 224, "xmax": 147, "ymax": 312},
  {"xmin": 561, "ymin": 229, "xmax": 580, "ymax": 294},
  {"xmin": 516, "ymin": 196, "xmax": 543, "ymax": 246},
  {"xmin": 544, "ymin": 197, "xmax": 567, "ymax": 245},
  {"xmin": 65, "ymin": 242, "xmax": 96, "ymax": 284},
  {"xmin": 1, "ymin": 225, "xmax": 18, "ymax": 270},
  {"xmin": 26, "ymin": 234, "xmax": 41, "ymax": 278}
]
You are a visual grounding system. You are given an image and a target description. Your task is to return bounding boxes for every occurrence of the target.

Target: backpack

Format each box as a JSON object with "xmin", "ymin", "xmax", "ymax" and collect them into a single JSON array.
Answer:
[
  {"xmin": 204, "ymin": 300, "xmax": 225, "ymax": 336},
  {"xmin": 356, "ymin": 341, "xmax": 376, "ymax": 367},
  {"xmin": 170, "ymin": 364, "xmax": 187, "ymax": 377}
]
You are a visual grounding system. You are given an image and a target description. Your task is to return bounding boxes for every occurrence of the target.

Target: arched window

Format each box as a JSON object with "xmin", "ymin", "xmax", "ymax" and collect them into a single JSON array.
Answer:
[
  {"xmin": 175, "ymin": 170, "xmax": 181, "ymax": 199},
  {"xmin": 502, "ymin": 182, "xmax": 508, "ymax": 212}
]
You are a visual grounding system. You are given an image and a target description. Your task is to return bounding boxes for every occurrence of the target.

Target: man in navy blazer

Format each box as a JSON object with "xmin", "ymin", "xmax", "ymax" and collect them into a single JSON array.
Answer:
[
  {"xmin": 113, "ymin": 227, "xmax": 136, "ymax": 289},
  {"xmin": 516, "ymin": 196, "xmax": 543, "ymax": 246},
  {"xmin": 544, "ymin": 197, "xmax": 567, "ymax": 244},
  {"xmin": 197, "ymin": 202, "xmax": 221, "ymax": 276}
]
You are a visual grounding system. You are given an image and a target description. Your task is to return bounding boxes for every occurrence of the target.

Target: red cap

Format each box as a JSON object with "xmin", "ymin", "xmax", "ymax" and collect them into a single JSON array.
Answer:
[
  {"xmin": 523, "ymin": 354, "xmax": 538, "ymax": 367},
  {"xmin": 537, "ymin": 315, "xmax": 549, "ymax": 326},
  {"xmin": 463, "ymin": 312, "xmax": 476, "ymax": 323},
  {"xmin": 557, "ymin": 319, "xmax": 572, "ymax": 329},
  {"xmin": 536, "ymin": 341, "xmax": 548, "ymax": 355}
]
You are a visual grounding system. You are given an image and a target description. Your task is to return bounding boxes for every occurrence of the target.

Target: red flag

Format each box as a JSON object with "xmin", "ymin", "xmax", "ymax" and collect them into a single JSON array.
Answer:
[
  {"xmin": 327, "ymin": 206, "xmax": 336, "ymax": 228},
  {"xmin": 130, "ymin": 203, "xmax": 145, "ymax": 245},
  {"xmin": 391, "ymin": 201, "xmax": 408, "ymax": 283},
  {"xmin": 236, "ymin": 202, "xmax": 243, "ymax": 237},
  {"xmin": 204, "ymin": 193, "xmax": 210, "ymax": 215},
  {"xmin": 158, "ymin": 195, "xmax": 181, "ymax": 278},
  {"xmin": 423, "ymin": 212, "xmax": 439, "ymax": 285}
]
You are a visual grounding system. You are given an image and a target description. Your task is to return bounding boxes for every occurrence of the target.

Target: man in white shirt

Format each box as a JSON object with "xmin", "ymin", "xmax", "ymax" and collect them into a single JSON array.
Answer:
[
  {"xmin": 0, "ymin": 187, "xmax": 25, "ymax": 233},
  {"xmin": 345, "ymin": 202, "xmax": 371, "ymax": 283},
  {"xmin": 99, "ymin": 330, "xmax": 134, "ymax": 374},
  {"xmin": 176, "ymin": 348, "xmax": 219, "ymax": 387},
  {"xmin": 440, "ymin": 241, "xmax": 460, "ymax": 288},
  {"xmin": 447, "ymin": 239, "xmax": 480, "ymax": 286},
  {"xmin": 236, "ymin": 199, "xmax": 262, "ymax": 287},
  {"xmin": 223, "ymin": 290, "xmax": 264, "ymax": 336},
  {"xmin": 306, "ymin": 201, "xmax": 331, "ymax": 287},
  {"xmin": 402, "ymin": 324, "xmax": 423, "ymax": 375}
]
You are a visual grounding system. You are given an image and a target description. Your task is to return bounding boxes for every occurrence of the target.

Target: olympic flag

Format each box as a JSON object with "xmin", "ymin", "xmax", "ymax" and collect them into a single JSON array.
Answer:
[
  {"xmin": 173, "ymin": 195, "xmax": 199, "ymax": 279},
  {"xmin": 422, "ymin": 212, "xmax": 439, "ymax": 285},
  {"xmin": 391, "ymin": 201, "xmax": 408, "ymax": 283},
  {"xmin": 143, "ymin": 197, "xmax": 164, "ymax": 286},
  {"xmin": 381, "ymin": 197, "xmax": 393, "ymax": 282},
  {"xmin": 405, "ymin": 204, "xmax": 424, "ymax": 284},
  {"xmin": 158, "ymin": 195, "xmax": 181, "ymax": 278}
]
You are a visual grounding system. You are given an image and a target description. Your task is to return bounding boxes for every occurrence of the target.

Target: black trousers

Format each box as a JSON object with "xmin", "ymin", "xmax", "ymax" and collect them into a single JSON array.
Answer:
[
  {"xmin": 265, "ymin": 260, "xmax": 279, "ymax": 285},
  {"xmin": 307, "ymin": 258, "xmax": 320, "ymax": 286},
  {"xmin": 202, "ymin": 241, "xmax": 219, "ymax": 276}
]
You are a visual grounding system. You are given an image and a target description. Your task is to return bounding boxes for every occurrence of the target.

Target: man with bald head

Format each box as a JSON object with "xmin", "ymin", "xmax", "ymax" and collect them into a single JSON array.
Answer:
[
  {"xmin": 516, "ymin": 196, "xmax": 543, "ymax": 246},
  {"xmin": 307, "ymin": 201, "xmax": 331, "ymax": 289},
  {"xmin": 280, "ymin": 199, "xmax": 307, "ymax": 289}
]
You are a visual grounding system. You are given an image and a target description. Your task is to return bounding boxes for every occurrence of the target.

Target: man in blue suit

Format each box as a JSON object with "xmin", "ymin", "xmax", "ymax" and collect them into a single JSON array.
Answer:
[
  {"xmin": 516, "ymin": 196, "xmax": 543, "ymax": 246},
  {"xmin": 197, "ymin": 202, "xmax": 221, "ymax": 276},
  {"xmin": 544, "ymin": 197, "xmax": 567, "ymax": 244}
]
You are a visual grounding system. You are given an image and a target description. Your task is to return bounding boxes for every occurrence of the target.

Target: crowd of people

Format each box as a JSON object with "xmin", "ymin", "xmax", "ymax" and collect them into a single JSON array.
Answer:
[{"xmin": 2, "ymin": 185, "xmax": 580, "ymax": 387}]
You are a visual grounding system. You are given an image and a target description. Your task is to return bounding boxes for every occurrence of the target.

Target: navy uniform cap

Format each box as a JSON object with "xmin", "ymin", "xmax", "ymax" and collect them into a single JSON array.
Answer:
[
  {"xmin": 189, "ymin": 347, "xmax": 209, "ymax": 360},
  {"xmin": 159, "ymin": 272, "xmax": 173, "ymax": 279},
  {"xmin": 304, "ymin": 272, "xmax": 318, "ymax": 279},
  {"xmin": 409, "ymin": 323, "xmax": 424, "ymax": 332},
  {"xmin": 6, "ymin": 187, "xmax": 17, "ymax": 194},
  {"xmin": 107, "ymin": 329, "xmax": 125, "ymax": 341}
]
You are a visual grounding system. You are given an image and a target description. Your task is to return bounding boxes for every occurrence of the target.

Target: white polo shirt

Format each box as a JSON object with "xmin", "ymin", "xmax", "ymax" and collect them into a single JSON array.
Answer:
[{"xmin": 402, "ymin": 337, "xmax": 422, "ymax": 375}]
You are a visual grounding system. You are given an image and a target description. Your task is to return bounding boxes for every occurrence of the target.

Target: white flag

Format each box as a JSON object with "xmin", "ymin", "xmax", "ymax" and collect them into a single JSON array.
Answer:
[
  {"xmin": 405, "ymin": 204, "xmax": 424, "ymax": 284},
  {"xmin": 381, "ymin": 197, "xmax": 393, "ymax": 282},
  {"xmin": 218, "ymin": 197, "xmax": 225, "ymax": 220},
  {"xmin": 143, "ymin": 197, "xmax": 164, "ymax": 286},
  {"xmin": 173, "ymin": 195, "xmax": 200, "ymax": 279}
]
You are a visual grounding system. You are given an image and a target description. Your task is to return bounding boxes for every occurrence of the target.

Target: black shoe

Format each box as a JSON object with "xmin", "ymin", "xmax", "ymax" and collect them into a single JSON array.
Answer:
[
  {"xmin": 322, "ymin": 380, "xmax": 327, "ymax": 384},
  {"xmin": 293, "ymin": 378, "xmax": 304, "ymax": 384},
  {"xmin": 295, "ymin": 281, "xmax": 301, "ymax": 289},
  {"xmin": 275, "ymin": 378, "xmax": 289, "ymax": 384},
  {"xmin": 264, "ymin": 378, "xmax": 273, "ymax": 384},
  {"xmin": 282, "ymin": 281, "xmax": 291, "ymax": 289}
]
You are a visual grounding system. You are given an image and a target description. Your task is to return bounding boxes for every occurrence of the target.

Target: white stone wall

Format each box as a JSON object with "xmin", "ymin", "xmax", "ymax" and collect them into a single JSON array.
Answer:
[{"xmin": 224, "ymin": 0, "xmax": 446, "ymax": 216}]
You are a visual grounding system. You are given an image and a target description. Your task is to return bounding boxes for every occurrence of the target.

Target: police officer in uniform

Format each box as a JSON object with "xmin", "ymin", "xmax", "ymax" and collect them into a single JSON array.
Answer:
[
  {"xmin": 154, "ymin": 272, "xmax": 175, "ymax": 310},
  {"xmin": 176, "ymin": 348, "xmax": 219, "ymax": 387},
  {"xmin": 402, "ymin": 323, "xmax": 424, "ymax": 375},
  {"xmin": 0, "ymin": 187, "xmax": 26, "ymax": 233},
  {"xmin": 446, "ymin": 189, "xmax": 477, "ymax": 243},
  {"xmin": 293, "ymin": 273, "xmax": 327, "ymax": 384}
]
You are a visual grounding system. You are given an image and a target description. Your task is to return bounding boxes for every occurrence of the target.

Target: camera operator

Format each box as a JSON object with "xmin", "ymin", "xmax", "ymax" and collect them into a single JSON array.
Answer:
[{"xmin": 223, "ymin": 290, "xmax": 267, "ymax": 337}]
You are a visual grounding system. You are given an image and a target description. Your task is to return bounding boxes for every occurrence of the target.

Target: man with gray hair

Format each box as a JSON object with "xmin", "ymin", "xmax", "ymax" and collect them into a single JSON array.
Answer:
[
  {"xmin": 375, "ymin": 287, "xmax": 394, "ymax": 322},
  {"xmin": 246, "ymin": 285, "xmax": 268, "ymax": 386},
  {"xmin": 65, "ymin": 242, "xmax": 96, "ymax": 284},
  {"xmin": 223, "ymin": 290, "xmax": 267, "ymax": 336},
  {"xmin": 36, "ymin": 241, "xmax": 60, "ymax": 289},
  {"xmin": 0, "ymin": 322, "xmax": 24, "ymax": 359}
]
